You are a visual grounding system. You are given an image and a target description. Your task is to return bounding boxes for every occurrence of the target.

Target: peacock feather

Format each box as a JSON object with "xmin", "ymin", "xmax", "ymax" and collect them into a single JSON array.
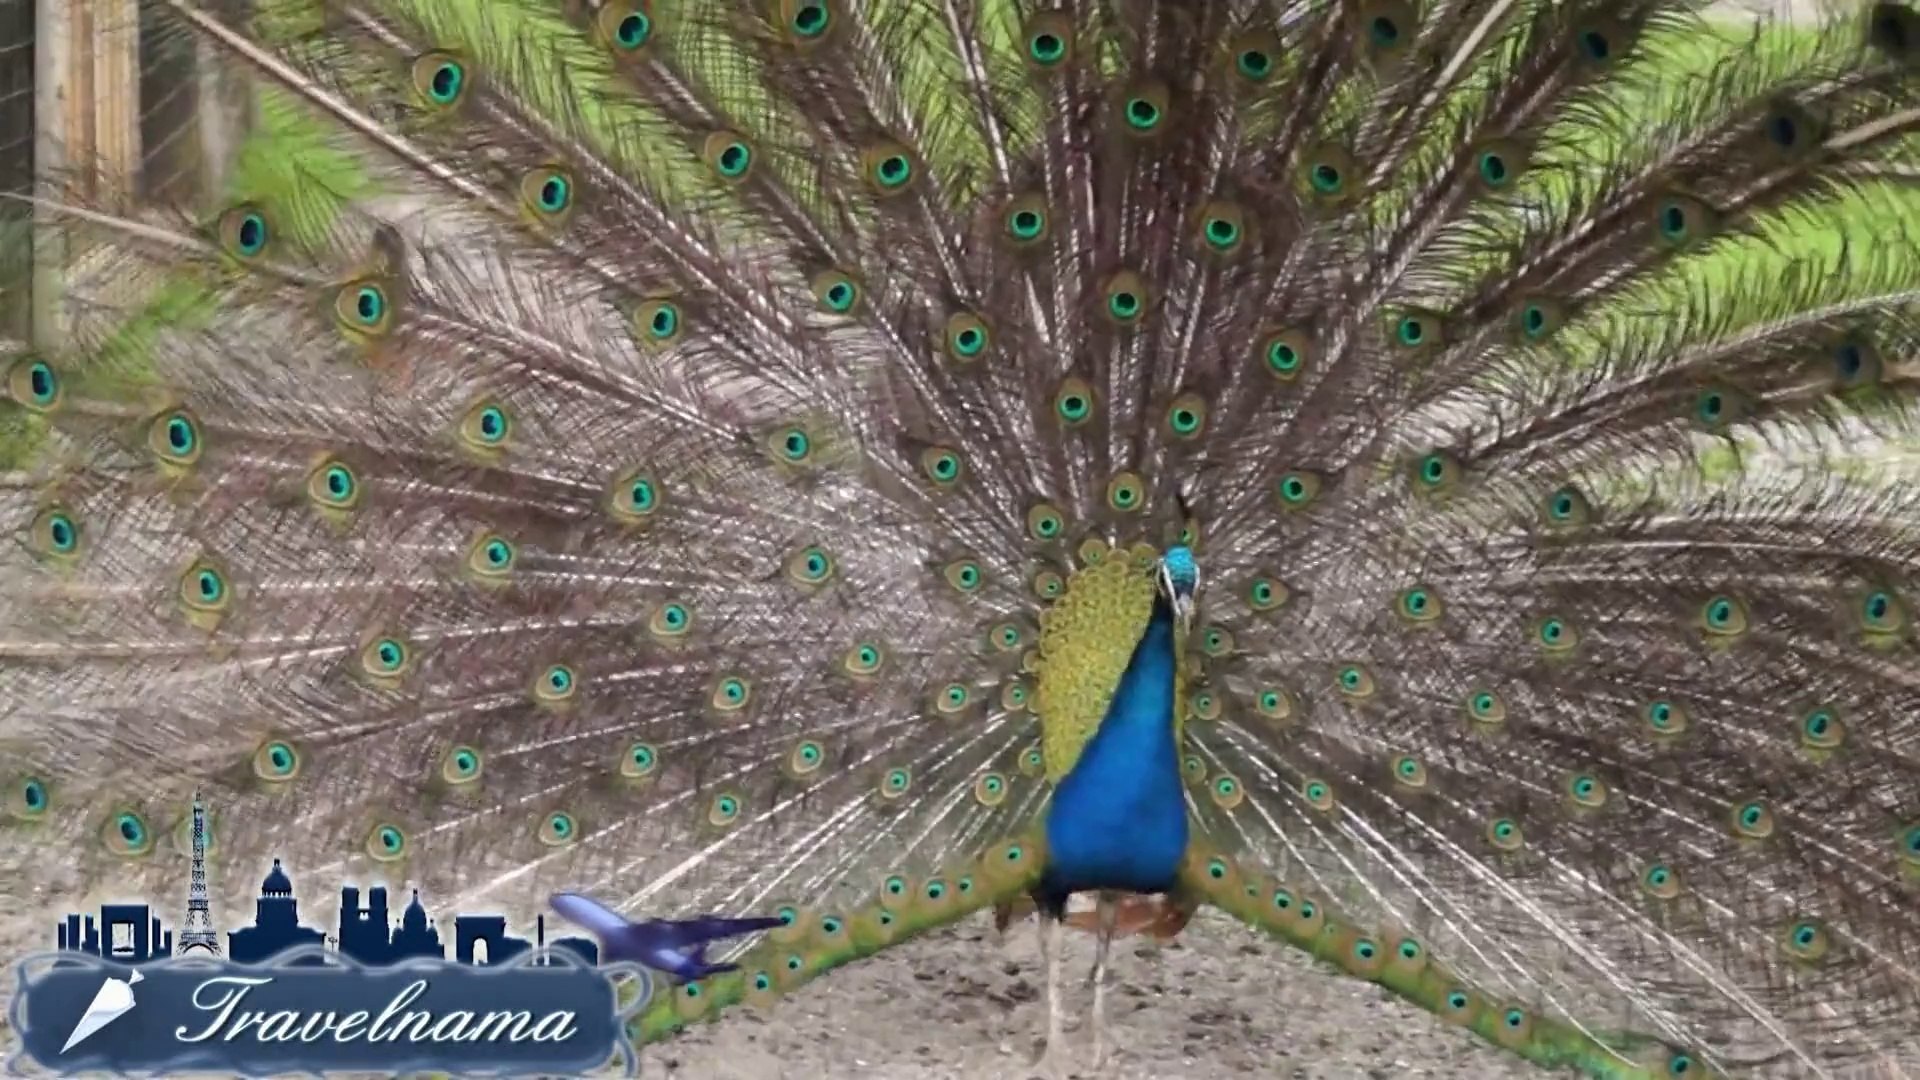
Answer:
[{"xmin": 5, "ymin": 0, "xmax": 1920, "ymax": 1075}]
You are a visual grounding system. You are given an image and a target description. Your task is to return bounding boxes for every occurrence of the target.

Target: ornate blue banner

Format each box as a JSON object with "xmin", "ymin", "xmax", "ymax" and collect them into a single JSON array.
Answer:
[{"xmin": 10, "ymin": 948, "xmax": 647, "ymax": 1076}]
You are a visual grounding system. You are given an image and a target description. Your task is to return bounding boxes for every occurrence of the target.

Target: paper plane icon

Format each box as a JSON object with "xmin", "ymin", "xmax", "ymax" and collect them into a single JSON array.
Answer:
[{"xmin": 60, "ymin": 969, "xmax": 143, "ymax": 1054}]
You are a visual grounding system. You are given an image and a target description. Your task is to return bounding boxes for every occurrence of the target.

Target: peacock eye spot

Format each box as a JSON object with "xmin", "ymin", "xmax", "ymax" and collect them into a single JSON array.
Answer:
[
  {"xmin": 1478, "ymin": 150, "xmax": 1509, "ymax": 185},
  {"xmin": 1267, "ymin": 340, "xmax": 1299, "ymax": 372},
  {"xmin": 1769, "ymin": 115, "xmax": 1797, "ymax": 146},
  {"xmin": 1310, "ymin": 163, "xmax": 1342, "ymax": 193},
  {"xmin": 718, "ymin": 142, "xmax": 751, "ymax": 176},
  {"xmin": 26, "ymin": 361, "xmax": 54, "ymax": 402},
  {"xmin": 539, "ymin": 176, "xmax": 569, "ymax": 211},
  {"xmin": 429, "ymin": 61, "xmax": 462, "ymax": 103},
  {"xmin": 236, "ymin": 213, "xmax": 267, "ymax": 254},
  {"xmin": 1204, "ymin": 217, "xmax": 1239, "ymax": 248},
  {"xmin": 166, "ymin": 416, "xmax": 195, "ymax": 453},
  {"xmin": 615, "ymin": 12, "xmax": 651, "ymax": 49},
  {"xmin": 1010, "ymin": 208, "xmax": 1045, "ymax": 239},
  {"xmin": 1660, "ymin": 203, "xmax": 1688, "ymax": 239},
  {"xmin": 485, "ymin": 540, "xmax": 511, "ymax": 567},
  {"xmin": 1504, "ymin": 1008, "xmax": 1526, "ymax": 1029},
  {"xmin": 1398, "ymin": 939, "xmax": 1420, "ymax": 960},
  {"xmin": 1059, "ymin": 394, "xmax": 1088, "ymax": 419},
  {"xmin": 791, "ymin": 1, "xmax": 829, "ymax": 37},
  {"xmin": 1108, "ymin": 290, "xmax": 1141, "ymax": 319},
  {"xmin": 1029, "ymin": 32, "xmax": 1065, "ymax": 64},
  {"xmin": 354, "ymin": 286, "xmax": 384, "ymax": 324},
  {"xmin": 1580, "ymin": 29, "xmax": 1611, "ymax": 61},
  {"xmin": 119, "ymin": 814, "xmax": 145, "ymax": 844},
  {"xmin": 878, "ymin": 154, "xmax": 911, "ymax": 187},
  {"xmin": 1397, "ymin": 317, "xmax": 1425, "ymax": 346},
  {"xmin": 1125, "ymin": 97, "xmax": 1161, "ymax": 130},
  {"xmin": 1236, "ymin": 49, "xmax": 1272, "ymax": 79},
  {"xmin": 377, "ymin": 826, "xmax": 403, "ymax": 852},
  {"xmin": 1370, "ymin": 16, "xmax": 1400, "ymax": 45},
  {"xmin": 1447, "ymin": 991, "xmax": 1470, "ymax": 1010},
  {"xmin": 782, "ymin": 431, "xmax": 810, "ymax": 460},
  {"xmin": 195, "ymin": 569, "xmax": 224, "ymax": 602},
  {"xmin": 1837, "ymin": 343, "xmax": 1862, "ymax": 375},
  {"xmin": 954, "ymin": 327, "xmax": 983, "ymax": 354}
]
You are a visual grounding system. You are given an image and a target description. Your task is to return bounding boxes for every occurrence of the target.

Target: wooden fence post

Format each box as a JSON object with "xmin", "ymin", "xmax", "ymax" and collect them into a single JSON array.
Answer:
[{"xmin": 31, "ymin": 0, "xmax": 141, "ymax": 350}]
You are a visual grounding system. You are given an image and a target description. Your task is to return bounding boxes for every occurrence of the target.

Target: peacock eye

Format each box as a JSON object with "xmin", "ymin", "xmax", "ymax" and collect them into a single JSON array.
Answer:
[
  {"xmin": 237, "ymin": 213, "xmax": 266, "ymax": 253},
  {"xmin": 945, "ymin": 313, "xmax": 990, "ymax": 360},
  {"xmin": 811, "ymin": 270, "xmax": 861, "ymax": 315},
  {"xmin": 705, "ymin": 133, "xmax": 755, "ymax": 180},
  {"xmin": 787, "ymin": 545, "xmax": 836, "ymax": 586},
  {"xmin": 633, "ymin": 298, "xmax": 684, "ymax": 347},
  {"xmin": 410, "ymin": 52, "xmax": 467, "ymax": 107},
  {"xmin": 920, "ymin": 447, "xmax": 964, "ymax": 486}
]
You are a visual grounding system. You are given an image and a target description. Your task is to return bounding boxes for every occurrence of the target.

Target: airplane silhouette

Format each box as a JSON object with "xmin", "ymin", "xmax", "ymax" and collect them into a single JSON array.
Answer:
[{"xmin": 548, "ymin": 894, "xmax": 785, "ymax": 981}]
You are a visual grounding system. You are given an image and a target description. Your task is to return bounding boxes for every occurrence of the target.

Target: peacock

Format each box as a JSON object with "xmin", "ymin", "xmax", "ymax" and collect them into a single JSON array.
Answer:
[{"xmin": 5, "ymin": 0, "xmax": 1920, "ymax": 1075}]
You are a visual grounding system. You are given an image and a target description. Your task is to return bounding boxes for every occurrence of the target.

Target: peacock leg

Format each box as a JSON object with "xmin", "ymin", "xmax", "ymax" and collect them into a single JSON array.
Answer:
[
  {"xmin": 1089, "ymin": 892, "xmax": 1120, "ymax": 1067},
  {"xmin": 1031, "ymin": 910, "xmax": 1072, "ymax": 1079}
]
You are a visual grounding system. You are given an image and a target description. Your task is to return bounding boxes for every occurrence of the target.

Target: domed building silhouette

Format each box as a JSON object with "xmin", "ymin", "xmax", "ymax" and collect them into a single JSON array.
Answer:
[{"xmin": 227, "ymin": 859, "xmax": 326, "ymax": 965}]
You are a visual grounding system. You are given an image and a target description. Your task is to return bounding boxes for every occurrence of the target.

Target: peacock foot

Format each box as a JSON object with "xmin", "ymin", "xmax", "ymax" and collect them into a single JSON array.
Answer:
[
  {"xmin": 1028, "ymin": 1042, "xmax": 1080, "ymax": 1080},
  {"xmin": 1090, "ymin": 1016, "xmax": 1126, "ymax": 1069}
]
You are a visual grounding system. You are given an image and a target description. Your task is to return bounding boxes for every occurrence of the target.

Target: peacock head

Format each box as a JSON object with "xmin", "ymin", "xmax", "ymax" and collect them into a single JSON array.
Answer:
[{"xmin": 1158, "ymin": 545, "xmax": 1199, "ymax": 631}]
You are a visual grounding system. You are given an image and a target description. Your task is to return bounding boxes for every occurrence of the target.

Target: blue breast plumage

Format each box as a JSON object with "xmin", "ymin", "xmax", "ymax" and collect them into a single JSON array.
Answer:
[{"xmin": 1037, "ymin": 596, "xmax": 1189, "ymax": 909}]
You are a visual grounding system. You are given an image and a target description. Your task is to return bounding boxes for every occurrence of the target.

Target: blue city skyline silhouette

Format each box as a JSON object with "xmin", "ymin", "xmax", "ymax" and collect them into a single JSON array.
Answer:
[{"xmin": 55, "ymin": 858, "xmax": 599, "ymax": 969}]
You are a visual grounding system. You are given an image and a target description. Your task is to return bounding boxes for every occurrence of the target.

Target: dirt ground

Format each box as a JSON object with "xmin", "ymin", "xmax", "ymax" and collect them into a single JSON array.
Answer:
[{"xmin": 643, "ymin": 909, "xmax": 1542, "ymax": 1079}]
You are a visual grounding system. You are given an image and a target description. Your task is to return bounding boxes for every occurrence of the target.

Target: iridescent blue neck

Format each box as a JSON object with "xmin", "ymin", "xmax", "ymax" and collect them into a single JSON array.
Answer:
[{"xmin": 1036, "ymin": 596, "xmax": 1188, "ymax": 910}]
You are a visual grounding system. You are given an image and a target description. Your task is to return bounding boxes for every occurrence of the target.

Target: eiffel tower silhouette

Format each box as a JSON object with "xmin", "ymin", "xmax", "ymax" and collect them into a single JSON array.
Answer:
[{"xmin": 176, "ymin": 790, "xmax": 220, "ymax": 956}]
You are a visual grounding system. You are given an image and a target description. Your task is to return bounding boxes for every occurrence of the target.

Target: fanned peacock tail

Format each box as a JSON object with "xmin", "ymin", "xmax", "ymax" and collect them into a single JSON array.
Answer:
[{"xmin": 6, "ymin": 0, "xmax": 1920, "ymax": 1074}]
